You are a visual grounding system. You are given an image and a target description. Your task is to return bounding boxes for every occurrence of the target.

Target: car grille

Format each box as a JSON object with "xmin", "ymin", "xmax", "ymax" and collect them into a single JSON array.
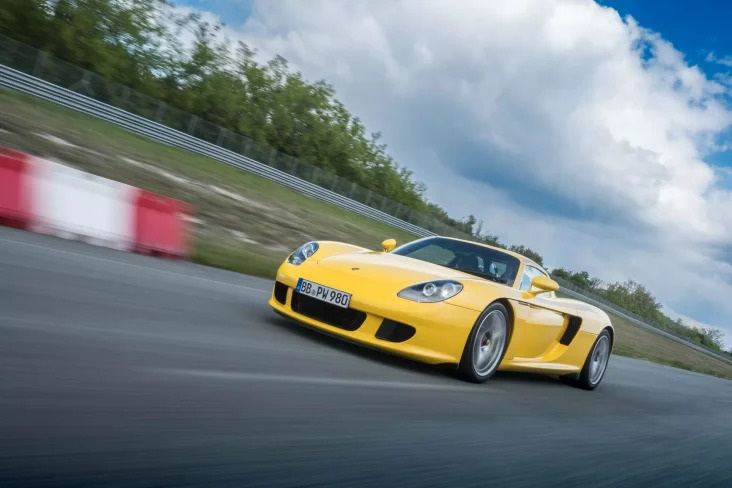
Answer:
[{"xmin": 290, "ymin": 292, "xmax": 366, "ymax": 331}]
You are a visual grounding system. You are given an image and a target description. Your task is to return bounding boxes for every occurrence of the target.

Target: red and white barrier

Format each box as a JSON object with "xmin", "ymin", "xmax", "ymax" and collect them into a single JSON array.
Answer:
[
  {"xmin": 133, "ymin": 190, "xmax": 194, "ymax": 258},
  {"xmin": 0, "ymin": 147, "xmax": 33, "ymax": 230},
  {"xmin": 0, "ymin": 146, "xmax": 194, "ymax": 260}
]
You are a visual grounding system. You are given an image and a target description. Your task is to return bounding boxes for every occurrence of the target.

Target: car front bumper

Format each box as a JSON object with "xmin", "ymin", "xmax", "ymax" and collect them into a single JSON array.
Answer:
[{"xmin": 268, "ymin": 262, "xmax": 481, "ymax": 365}]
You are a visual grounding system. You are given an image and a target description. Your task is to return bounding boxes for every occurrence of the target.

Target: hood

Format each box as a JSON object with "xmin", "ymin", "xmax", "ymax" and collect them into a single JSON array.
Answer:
[{"xmin": 315, "ymin": 251, "xmax": 485, "ymax": 288}]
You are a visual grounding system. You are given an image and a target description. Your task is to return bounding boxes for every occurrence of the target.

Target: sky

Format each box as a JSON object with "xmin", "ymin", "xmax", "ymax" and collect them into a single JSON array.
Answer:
[{"xmin": 169, "ymin": 0, "xmax": 732, "ymax": 345}]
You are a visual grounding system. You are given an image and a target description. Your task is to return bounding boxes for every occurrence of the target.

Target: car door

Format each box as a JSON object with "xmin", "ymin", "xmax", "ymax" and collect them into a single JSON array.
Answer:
[{"xmin": 514, "ymin": 265, "xmax": 567, "ymax": 359}]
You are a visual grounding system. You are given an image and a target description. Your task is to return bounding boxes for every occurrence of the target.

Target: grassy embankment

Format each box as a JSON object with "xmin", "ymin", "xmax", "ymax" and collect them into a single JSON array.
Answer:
[{"xmin": 1, "ymin": 88, "xmax": 730, "ymax": 380}]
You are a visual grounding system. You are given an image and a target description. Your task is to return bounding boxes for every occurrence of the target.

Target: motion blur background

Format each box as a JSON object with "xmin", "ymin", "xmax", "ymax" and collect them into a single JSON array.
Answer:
[{"xmin": 1, "ymin": 1, "xmax": 731, "ymax": 487}]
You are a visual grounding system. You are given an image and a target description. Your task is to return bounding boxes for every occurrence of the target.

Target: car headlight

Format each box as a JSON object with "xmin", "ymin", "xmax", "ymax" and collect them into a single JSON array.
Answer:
[
  {"xmin": 397, "ymin": 280, "xmax": 463, "ymax": 303},
  {"xmin": 287, "ymin": 241, "xmax": 319, "ymax": 265}
]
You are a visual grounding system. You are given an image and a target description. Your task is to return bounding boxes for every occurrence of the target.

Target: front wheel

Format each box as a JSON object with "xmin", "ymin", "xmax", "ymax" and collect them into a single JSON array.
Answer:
[{"xmin": 458, "ymin": 303, "xmax": 510, "ymax": 383}]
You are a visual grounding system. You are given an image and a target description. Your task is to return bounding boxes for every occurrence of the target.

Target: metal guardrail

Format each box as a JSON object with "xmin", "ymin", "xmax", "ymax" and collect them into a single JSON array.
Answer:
[
  {"xmin": 556, "ymin": 286, "xmax": 731, "ymax": 363},
  {"xmin": 0, "ymin": 64, "xmax": 435, "ymax": 239},
  {"xmin": 1, "ymin": 62, "xmax": 730, "ymax": 365}
]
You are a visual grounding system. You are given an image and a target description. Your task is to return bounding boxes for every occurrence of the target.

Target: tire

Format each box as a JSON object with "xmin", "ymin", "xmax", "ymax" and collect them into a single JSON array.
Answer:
[
  {"xmin": 458, "ymin": 302, "xmax": 511, "ymax": 383},
  {"xmin": 565, "ymin": 329, "xmax": 612, "ymax": 391}
]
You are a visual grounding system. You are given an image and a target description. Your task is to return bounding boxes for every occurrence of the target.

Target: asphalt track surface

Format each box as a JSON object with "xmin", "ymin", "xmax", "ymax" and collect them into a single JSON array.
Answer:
[{"xmin": 1, "ymin": 227, "xmax": 731, "ymax": 488}]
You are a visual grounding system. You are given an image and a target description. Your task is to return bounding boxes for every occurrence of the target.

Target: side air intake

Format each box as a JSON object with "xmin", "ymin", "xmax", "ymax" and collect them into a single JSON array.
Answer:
[{"xmin": 559, "ymin": 316, "xmax": 582, "ymax": 346}]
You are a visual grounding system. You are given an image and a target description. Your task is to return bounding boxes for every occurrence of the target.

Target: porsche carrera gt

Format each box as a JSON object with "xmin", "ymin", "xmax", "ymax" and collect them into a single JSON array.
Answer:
[{"xmin": 269, "ymin": 236, "xmax": 614, "ymax": 390}]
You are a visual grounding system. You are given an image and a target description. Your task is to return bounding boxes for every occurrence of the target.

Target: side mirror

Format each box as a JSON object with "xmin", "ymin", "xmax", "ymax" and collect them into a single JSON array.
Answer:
[
  {"xmin": 528, "ymin": 275, "xmax": 559, "ymax": 295},
  {"xmin": 381, "ymin": 239, "xmax": 396, "ymax": 252}
]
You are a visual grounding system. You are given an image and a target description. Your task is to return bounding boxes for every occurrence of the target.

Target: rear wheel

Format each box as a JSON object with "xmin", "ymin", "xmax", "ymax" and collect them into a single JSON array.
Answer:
[
  {"xmin": 563, "ymin": 329, "xmax": 612, "ymax": 390},
  {"xmin": 458, "ymin": 303, "xmax": 510, "ymax": 383}
]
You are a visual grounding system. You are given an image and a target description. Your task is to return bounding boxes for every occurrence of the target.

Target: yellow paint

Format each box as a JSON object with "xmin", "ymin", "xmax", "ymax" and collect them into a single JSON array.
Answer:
[
  {"xmin": 526, "ymin": 275, "xmax": 559, "ymax": 295},
  {"xmin": 381, "ymin": 238, "xmax": 397, "ymax": 252},
  {"xmin": 269, "ymin": 238, "xmax": 614, "ymax": 377}
]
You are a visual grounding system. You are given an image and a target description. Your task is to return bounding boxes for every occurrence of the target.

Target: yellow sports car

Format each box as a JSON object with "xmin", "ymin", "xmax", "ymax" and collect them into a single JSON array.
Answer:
[{"xmin": 269, "ymin": 236, "xmax": 614, "ymax": 390}]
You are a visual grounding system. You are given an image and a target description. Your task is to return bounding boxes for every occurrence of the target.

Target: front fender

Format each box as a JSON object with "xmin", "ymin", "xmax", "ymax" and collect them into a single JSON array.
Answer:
[
  {"xmin": 312, "ymin": 240, "xmax": 373, "ymax": 260},
  {"xmin": 446, "ymin": 280, "xmax": 524, "ymax": 312}
]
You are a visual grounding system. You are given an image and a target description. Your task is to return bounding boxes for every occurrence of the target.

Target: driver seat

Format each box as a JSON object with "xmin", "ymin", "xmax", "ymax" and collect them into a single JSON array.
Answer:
[{"xmin": 456, "ymin": 253, "xmax": 482, "ymax": 273}]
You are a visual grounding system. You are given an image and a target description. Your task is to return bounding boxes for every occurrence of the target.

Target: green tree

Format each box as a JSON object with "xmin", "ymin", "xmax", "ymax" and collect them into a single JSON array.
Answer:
[
  {"xmin": 550, "ymin": 268, "xmax": 602, "ymax": 290},
  {"xmin": 0, "ymin": 0, "xmax": 54, "ymax": 49},
  {"xmin": 508, "ymin": 245, "xmax": 544, "ymax": 267},
  {"xmin": 50, "ymin": 0, "xmax": 173, "ymax": 91},
  {"xmin": 699, "ymin": 327, "xmax": 725, "ymax": 350}
]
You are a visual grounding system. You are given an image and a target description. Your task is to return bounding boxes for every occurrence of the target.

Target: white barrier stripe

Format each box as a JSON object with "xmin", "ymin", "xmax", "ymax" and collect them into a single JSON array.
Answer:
[{"xmin": 28, "ymin": 156, "xmax": 137, "ymax": 252}]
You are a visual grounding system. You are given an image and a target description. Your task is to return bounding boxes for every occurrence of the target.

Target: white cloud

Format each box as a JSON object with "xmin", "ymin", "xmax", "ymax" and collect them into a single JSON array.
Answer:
[
  {"xmin": 706, "ymin": 51, "xmax": 732, "ymax": 68},
  {"xmin": 715, "ymin": 72, "xmax": 732, "ymax": 88},
  {"xmin": 167, "ymin": 0, "xmax": 732, "ymax": 345}
]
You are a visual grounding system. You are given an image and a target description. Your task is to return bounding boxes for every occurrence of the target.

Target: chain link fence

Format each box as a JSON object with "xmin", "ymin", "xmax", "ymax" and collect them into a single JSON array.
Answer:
[{"xmin": 1, "ymin": 34, "xmax": 730, "ymax": 363}]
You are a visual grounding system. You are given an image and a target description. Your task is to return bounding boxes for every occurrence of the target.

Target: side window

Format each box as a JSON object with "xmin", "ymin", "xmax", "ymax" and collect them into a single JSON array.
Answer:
[
  {"xmin": 519, "ymin": 265, "xmax": 549, "ymax": 293},
  {"xmin": 519, "ymin": 273, "xmax": 532, "ymax": 291}
]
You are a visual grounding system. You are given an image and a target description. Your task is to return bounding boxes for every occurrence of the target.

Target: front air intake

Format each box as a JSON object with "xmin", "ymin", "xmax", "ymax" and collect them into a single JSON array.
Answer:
[
  {"xmin": 375, "ymin": 319, "xmax": 416, "ymax": 343},
  {"xmin": 273, "ymin": 281, "xmax": 288, "ymax": 305}
]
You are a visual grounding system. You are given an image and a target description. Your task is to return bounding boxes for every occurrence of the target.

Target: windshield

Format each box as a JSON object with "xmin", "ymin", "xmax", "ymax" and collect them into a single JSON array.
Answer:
[{"xmin": 391, "ymin": 237, "xmax": 520, "ymax": 285}]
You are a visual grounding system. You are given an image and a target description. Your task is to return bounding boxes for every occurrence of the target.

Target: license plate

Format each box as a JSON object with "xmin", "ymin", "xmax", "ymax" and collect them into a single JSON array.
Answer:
[{"xmin": 296, "ymin": 278, "xmax": 351, "ymax": 308}]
